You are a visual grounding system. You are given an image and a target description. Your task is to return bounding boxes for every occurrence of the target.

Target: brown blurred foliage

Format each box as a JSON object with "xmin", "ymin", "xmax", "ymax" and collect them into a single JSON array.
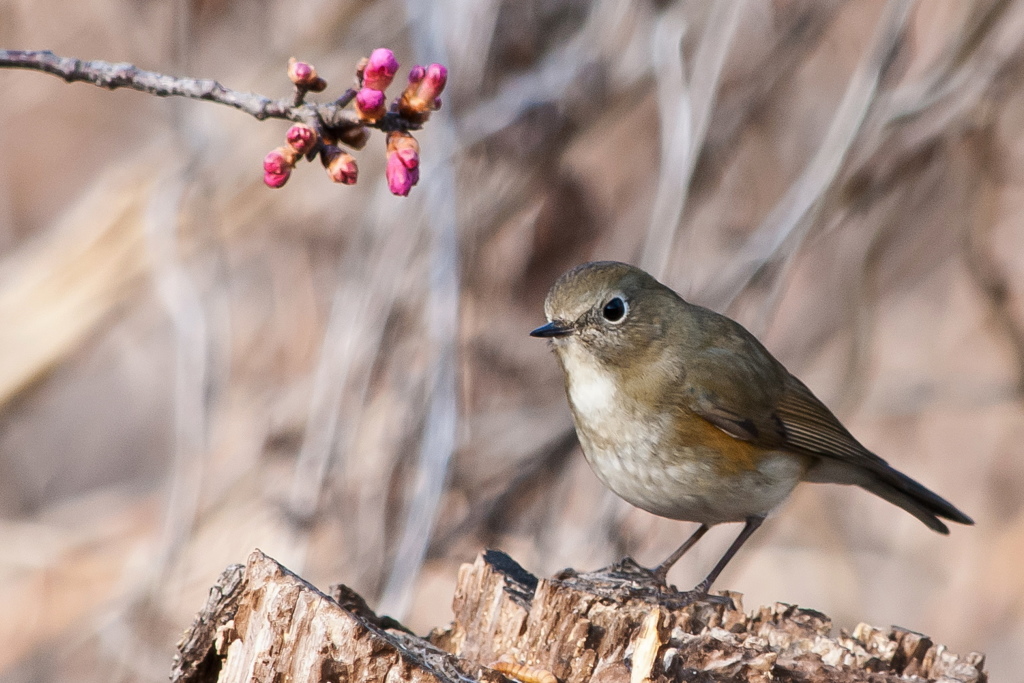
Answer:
[{"xmin": 1, "ymin": 0, "xmax": 1022, "ymax": 680}]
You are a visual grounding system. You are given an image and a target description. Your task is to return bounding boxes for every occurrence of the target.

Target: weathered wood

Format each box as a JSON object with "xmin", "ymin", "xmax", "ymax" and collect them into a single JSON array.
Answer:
[
  {"xmin": 173, "ymin": 549, "xmax": 987, "ymax": 683},
  {"xmin": 171, "ymin": 550, "xmax": 506, "ymax": 683},
  {"xmin": 430, "ymin": 551, "xmax": 987, "ymax": 683},
  {"xmin": 171, "ymin": 563, "xmax": 246, "ymax": 683}
]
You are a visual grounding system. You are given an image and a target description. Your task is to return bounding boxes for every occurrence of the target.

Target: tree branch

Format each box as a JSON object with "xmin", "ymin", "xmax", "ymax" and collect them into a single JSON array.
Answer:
[
  {"xmin": 0, "ymin": 49, "xmax": 416, "ymax": 135},
  {"xmin": 0, "ymin": 48, "xmax": 439, "ymax": 193}
]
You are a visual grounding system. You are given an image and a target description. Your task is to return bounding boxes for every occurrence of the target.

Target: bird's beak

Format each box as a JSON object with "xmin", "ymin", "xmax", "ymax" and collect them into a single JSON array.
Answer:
[{"xmin": 530, "ymin": 321, "xmax": 572, "ymax": 338}]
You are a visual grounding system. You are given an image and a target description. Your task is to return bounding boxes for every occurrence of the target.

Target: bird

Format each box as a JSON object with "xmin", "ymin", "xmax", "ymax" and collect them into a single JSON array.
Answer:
[{"xmin": 530, "ymin": 261, "xmax": 973, "ymax": 600}]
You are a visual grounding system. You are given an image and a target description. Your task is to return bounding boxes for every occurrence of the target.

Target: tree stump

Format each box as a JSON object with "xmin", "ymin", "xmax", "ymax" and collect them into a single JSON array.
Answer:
[{"xmin": 172, "ymin": 549, "xmax": 987, "ymax": 683}]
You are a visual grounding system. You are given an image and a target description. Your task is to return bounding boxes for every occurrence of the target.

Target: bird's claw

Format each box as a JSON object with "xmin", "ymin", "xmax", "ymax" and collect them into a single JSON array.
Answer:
[{"xmin": 555, "ymin": 558, "xmax": 737, "ymax": 611}]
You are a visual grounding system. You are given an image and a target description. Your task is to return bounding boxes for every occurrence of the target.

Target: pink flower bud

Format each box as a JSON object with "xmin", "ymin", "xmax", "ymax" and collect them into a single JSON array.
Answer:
[
  {"xmin": 288, "ymin": 58, "xmax": 318, "ymax": 87},
  {"xmin": 285, "ymin": 124, "xmax": 319, "ymax": 155},
  {"xmin": 398, "ymin": 63, "xmax": 448, "ymax": 122},
  {"xmin": 355, "ymin": 88, "xmax": 385, "ymax": 111},
  {"xmin": 419, "ymin": 63, "xmax": 448, "ymax": 101},
  {"xmin": 395, "ymin": 147, "xmax": 419, "ymax": 168},
  {"xmin": 386, "ymin": 152, "xmax": 416, "ymax": 196},
  {"xmin": 363, "ymin": 48, "xmax": 399, "ymax": 91},
  {"xmin": 264, "ymin": 169, "xmax": 290, "ymax": 188},
  {"xmin": 321, "ymin": 145, "xmax": 358, "ymax": 185},
  {"xmin": 386, "ymin": 130, "xmax": 420, "ymax": 156},
  {"xmin": 385, "ymin": 131, "xmax": 420, "ymax": 195},
  {"xmin": 407, "ymin": 65, "xmax": 426, "ymax": 85},
  {"xmin": 354, "ymin": 87, "xmax": 387, "ymax": 122},
  {"xmin": 264, "ymin": 146, "xmax": 297, "ymax": 175}
]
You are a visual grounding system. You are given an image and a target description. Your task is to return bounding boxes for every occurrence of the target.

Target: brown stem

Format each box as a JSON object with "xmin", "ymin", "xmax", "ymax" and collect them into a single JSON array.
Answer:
[{"xmin": 0, "ymin": 49, "xmax": 409, "ymax": 139}]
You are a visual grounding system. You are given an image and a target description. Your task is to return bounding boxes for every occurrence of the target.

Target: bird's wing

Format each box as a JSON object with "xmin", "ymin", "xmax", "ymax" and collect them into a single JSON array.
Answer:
[
  {"xmin": 778, "ymin": 374, "xmax": 972, "ymax": 528},
  {"xmin": 684, "ymin": 346, "xmax": 887, "ymax": 470},
  {"xmin": 772, "ymin": 374, "xmax": 890, "ymax": 470},
  {"xmin": 681, "ymin": 346, "xmax": 788, "ymax": 448},
  {"xmin": 680, "ymin": 320, "xmax": 970, "ymax": 530}
]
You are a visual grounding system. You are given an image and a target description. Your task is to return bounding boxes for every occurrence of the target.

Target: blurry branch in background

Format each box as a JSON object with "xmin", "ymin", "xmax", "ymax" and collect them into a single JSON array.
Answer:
[
  {"xmin": 966, "ymin": 186, "xmax": 1024, "ymax": 399},
  {"xmin": 455, "ymin": 0, "xmax": 648, "ymax": 146},
  {"xmin": 426, "ymin": 428, "xmax": 579, "ymax": 558},
  {"xmin": 963, "ymin": 122, "xmax": 1024, "ymax": 398},
  {"xmin": 704, "ymin": 0, "xmax": 915, "ymax": 318},
  {"xmin": 719, "ymin": 0, "xmax": 1021, "ymax": 315},
  {"xmin": 640, "ymin": 0, "xmax": 745, "ymax": 281},
  {"xmin": 144, "ymin": 171, "xmax": 210, "ymax": 588},
  {"xmin": 283, "ymin": 200, "xmax": 423, "ymax": 573},
  {"xmin": 0, "ymin": 49, "xmax": 448, "ymax": 195},
  {"xmin": 0, "ymin": 167, "xmax": 155, "ymax": 408},
  {"xmin": 376, "ymin": 0, "xmax": 461, "ymax": 619}
]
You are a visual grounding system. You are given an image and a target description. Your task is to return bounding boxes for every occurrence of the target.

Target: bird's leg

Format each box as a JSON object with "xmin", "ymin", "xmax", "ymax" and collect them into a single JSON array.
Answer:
[
  {"xmin": 564, "ymin": 518, "xmax": 763, "ymax": 606},
  {"xmin": 651, "ymin": 523, "xmax": 710, "ymax": 584},
  {"xmin": 689, "ymin": 516, "xmax": 764, "ymax": 600}
]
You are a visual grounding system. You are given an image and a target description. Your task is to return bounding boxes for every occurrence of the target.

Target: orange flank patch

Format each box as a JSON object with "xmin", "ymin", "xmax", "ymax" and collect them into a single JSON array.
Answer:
[{"xmin": 671, "ymin": 410, "xmax": 777, "ymax": 477}]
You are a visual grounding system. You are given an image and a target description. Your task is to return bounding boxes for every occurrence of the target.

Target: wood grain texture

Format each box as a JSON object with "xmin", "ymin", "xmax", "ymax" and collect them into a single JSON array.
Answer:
[
  {"xmin": 172, "ymin": 550, "xmax": 505, "ymax": 683},
  {"xmin": 431, "ymin": 551, "xmax": 988, "ymax": 682},
  {"xmin": 173, "ymin": 549, "xmax": 986, "ymax": 683}
]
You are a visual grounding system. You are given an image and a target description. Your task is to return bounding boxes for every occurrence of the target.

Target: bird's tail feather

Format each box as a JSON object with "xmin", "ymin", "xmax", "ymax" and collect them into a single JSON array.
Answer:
[{"xmin": 860, "ymin": 466, "xmax": 973, "ymax": 534}]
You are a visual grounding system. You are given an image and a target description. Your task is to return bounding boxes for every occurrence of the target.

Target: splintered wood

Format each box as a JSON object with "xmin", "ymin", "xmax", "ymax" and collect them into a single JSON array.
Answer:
[
  {"xmin": 430, "ymin": 551, "xmax": 985, "ymax": 683},
  {"xmin": 171, "ymin": 550, "xmax": 506, "ymax": 683},
  {"xmin": 172, "ymin": 549, "xmax": 987, "ymax": 683}
]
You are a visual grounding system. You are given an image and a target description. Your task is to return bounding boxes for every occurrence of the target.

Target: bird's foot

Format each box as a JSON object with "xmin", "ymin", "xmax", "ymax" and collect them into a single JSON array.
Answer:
[
  {"xmin": 553, "ymin": 557, "xmax": 736, "ymax": 610},
  {"xmin": 555, "ymin": 556, "xmax": 662, "ymax": 587},
  {"xmin": 592, "ymin": 556, "xmax": 664, "ymax": 583},
  {"xmin": 669, "ymin": 576, "xmax": 738, "ymax": 609},
  {"xmin": 554, "ymin": 556, "xmax": 669, "ymax": 603},
  {"xmin": 667, "ymin": 589, "xmax": 736, "ymax": 610}
]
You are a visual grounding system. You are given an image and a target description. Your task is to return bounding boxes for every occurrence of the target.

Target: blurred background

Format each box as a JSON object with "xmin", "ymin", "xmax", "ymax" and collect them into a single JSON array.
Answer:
[{"xmin": 0, "ymin": 0, "xmax": 1021, "ymax": 680}]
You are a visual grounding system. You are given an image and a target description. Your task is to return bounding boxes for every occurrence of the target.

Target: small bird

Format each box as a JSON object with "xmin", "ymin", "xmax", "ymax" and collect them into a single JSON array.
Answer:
[{"xmin": 531, "ymin": 261, "xmax": 972, "ymax": 600}]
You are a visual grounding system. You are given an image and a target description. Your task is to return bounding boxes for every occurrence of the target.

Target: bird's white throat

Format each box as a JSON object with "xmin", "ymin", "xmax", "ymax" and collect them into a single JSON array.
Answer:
[{"xmin": 558, "ymin": 342, "xmax": 620, "ymax": 422}]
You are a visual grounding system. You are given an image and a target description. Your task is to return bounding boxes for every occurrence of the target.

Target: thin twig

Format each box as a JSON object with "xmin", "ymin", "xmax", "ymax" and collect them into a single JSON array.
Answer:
[
  {"xmin": 376, "ymin": 1, "xmax": 462, "ymax": 621},
  {"xmin": 0, "ymin": 50, "xmax": 415, "ymax": 137},
  {"xmin": 455, "ymin": 1, "xmax": 644, "ymax": 147},
  {"xmin": 640, "ymin": 0, "xmax": 747, "ymax": 282},
  {"xmin": 144, "ymin": 166, "xmax": 210, "ymax": 586},
  {"xmin": 0, "ymin": 49, "xmax": 305, "ymax": 119},
  {"xmin": 964, "ymin": 121, "xmax": 1024, "ymax": 398}
]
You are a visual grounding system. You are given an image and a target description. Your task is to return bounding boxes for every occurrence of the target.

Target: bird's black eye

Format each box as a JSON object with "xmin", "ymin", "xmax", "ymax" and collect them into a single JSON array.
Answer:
[{"xmin": 602, "ymin": 296, "xmax": 627, "ymax": 323}]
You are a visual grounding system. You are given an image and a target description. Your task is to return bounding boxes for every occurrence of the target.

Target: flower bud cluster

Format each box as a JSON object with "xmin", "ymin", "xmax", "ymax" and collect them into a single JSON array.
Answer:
[
  {"xmin": 385, "ymin": 131, "xmax": 419, "ymax": 196},
  {"xmin": 352, "ymin": 50, "xmax": 443, "ymax": 194},
  {"xmin": 262, "ymin": 50, "xmax": 448, "ymax": 195},
  {"xmin": 397, "ymin": 63, "xmax": 448, "ymax": 124},
  {"xmin": 354, "ymin": 48, "xmax": 399, "ymax": 123},
  {"xmin": 263, "ymin": 146, "xmax": 298, "ymax": 188},
  {"xmin": 263, "ymin": 123, "xmax": 320, "ymax": 188}
]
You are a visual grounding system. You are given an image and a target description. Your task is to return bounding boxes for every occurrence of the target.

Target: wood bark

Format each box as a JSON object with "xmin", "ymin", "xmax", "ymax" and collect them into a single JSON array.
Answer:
[{"xmin": 172, "ymin": 549, "xmax": 987, "ymax": 683}]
